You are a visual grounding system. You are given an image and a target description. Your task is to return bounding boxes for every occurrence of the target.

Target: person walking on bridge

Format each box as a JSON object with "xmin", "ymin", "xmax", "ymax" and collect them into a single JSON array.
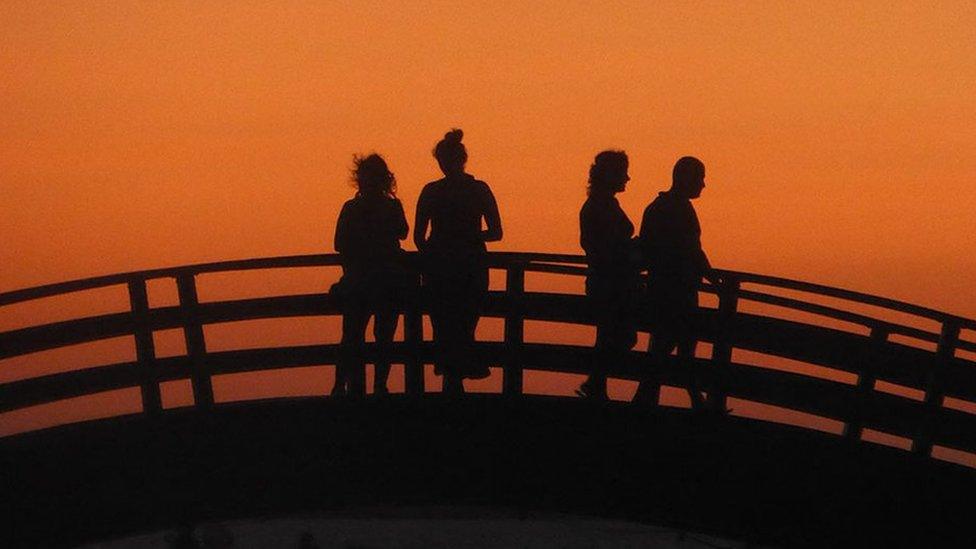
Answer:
[
  {"xmin": 578, "ymin": 150, "xmax": 640, "ymax": 400},
  {"xmin": 634, "ymin": 156, "xmax": 720, "ymax": 409}
]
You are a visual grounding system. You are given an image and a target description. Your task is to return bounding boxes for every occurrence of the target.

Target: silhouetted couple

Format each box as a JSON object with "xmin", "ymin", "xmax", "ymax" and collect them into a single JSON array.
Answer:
[
  {"xmin": 332, "ymin": 129, "xmax": 501, "ymax": 396},
  {"xmin": 579, "ymin": 152, "xmax": 719, "ymax": 409}
]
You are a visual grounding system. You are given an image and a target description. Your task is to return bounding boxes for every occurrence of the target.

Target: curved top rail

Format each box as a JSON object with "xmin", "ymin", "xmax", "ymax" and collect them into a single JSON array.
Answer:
[
  {"xmin": 0, "ymin": 254, "xmax": 341, "ymax": 307},
  {"xmin": 717, "ymin": 268, "xmax": 974, "ymax": 328},
  {"xmin": 2, "ymin": 252, "xmax": 973, "ymax": 330}
]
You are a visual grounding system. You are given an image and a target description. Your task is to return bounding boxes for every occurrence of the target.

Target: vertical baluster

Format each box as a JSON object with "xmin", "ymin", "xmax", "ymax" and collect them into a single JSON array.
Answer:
[
  {"xmin": 403, "ymin": 294, "xmax": 425, "ymax": 396},
  {"xmin": 176, "ymin": 273, "xmax": 214, "ymax": 409},
  {"xmin": 128, "ymin": 278, "xmax": 162, "ymax": 416},
  {"xmin": 914, "ymin": 320, "xmax": 960, "ymax": 455},
  {"xmin": 708, "ymin": 276, "xmax": 739, "ymax": 413},
  {"xmin": 844, "ymin": 326, "xmax": 887, "ymax": 441},
  {"xmin": 503, "ymin": 264, "xmax": 525, "ymax": 396}
]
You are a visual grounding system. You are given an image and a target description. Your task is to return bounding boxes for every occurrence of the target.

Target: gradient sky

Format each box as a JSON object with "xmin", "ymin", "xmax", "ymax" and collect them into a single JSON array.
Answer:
[{"xmin": 3, "ymin": 0, "xmax": 975, "ymax": 317}]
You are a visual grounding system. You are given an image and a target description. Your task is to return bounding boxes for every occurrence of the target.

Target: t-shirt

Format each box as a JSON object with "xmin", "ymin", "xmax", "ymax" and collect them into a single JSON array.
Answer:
[{"xmin": 638, "ymin": 191, "xmax": 707, "ymax": 288}]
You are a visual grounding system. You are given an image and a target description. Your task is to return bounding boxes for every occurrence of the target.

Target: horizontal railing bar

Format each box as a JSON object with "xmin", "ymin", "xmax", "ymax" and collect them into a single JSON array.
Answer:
[
  {"xmin": 0, "ymin": 255, "xmax": 343, "ymax": 307},
  {"xmin": 12, "ymin": 341, "xmax": 976, "ymax": 452},
  {"xmin": 738, "ymin": 289, "xmax": 943, "ymax": 344},
  {"xmin": 0, "ymin": 312, "xmax": 137, "ymax": 361},
  {"xmin": 718, "ymin": 268, "xmax": 974, "ymax": 327},
  {"xmin": 0, "ymin": 361, "xmax": 147, "ymax": 413},
  {"xmin": 3, "ymin": 253, "xmax": 972, "ymax": 330},
  {"xmin": 520, "ymin": 263, "xmax": 588, "ymax": 276}
]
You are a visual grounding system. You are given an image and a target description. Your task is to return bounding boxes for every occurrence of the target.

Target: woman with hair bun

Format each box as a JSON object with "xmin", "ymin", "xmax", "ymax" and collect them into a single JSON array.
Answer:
[
  {"xmin": 578, "ymin": 150, "xmax": 639, "ymax": 400},
  {"xmin": 333, "ymin": 153, "xmax": 409, "ymax": 396},
  {"xmin": 415, "ymin": 129, "xmax": 503, "ymax": 394}
]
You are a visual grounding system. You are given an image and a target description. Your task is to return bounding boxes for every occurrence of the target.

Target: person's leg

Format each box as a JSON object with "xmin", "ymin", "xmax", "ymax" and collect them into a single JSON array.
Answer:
[
  {"xmin": 676, "ymin": 336, "xmax": 706, "ymax": 409},
  {"xmin": 372, "ymin": 308, "xmax": 398, "ymax": 394},
  {"xmin": 634, "ymin": 331, "xmax": 675, "ymax": 405},
  {"xmin": 337, "ymin": 305, "xmax": 369, "ymax": 397},
  {"xmin": 441, "ymin": 305, "xmax": 466, "ymax": 394},
  {"xmin": 580, "ymin": 317, "xmax": 611, "ymax": 400}
]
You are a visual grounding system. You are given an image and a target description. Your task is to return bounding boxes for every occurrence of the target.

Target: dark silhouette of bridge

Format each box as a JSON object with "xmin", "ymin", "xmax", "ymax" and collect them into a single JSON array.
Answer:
[{"xmin": 2, "ymin": 252, "xmax": 976, "ymax": 547}]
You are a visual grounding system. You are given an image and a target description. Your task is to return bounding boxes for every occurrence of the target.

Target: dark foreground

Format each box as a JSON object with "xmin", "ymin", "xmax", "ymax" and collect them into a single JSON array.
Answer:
[{"xmin": 2, "ymin": 395, "xmax": 974, "ymax": 547}]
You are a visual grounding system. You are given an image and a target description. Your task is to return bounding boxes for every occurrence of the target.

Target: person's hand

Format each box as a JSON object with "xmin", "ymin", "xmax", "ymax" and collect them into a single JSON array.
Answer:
[{"xmin": 704, "ymin": 269, "xmax": 723, "ymax": 288}]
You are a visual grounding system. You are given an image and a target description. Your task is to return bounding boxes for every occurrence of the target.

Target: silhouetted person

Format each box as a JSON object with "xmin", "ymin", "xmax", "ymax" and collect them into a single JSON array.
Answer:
[
  {"xmin": 634, "ymin": 156, "xmax": 720, "ymax": 409},
  {"xmin": 578, "ymin": 150, "xmax": 639, "ymax": 400},
  {"xmin": 415, "ymin": 129, "xmax": 502, "ymax": 394},
  {"xmin": 333, "ymin": 153, "xmax": 409, "ymax": 396}
]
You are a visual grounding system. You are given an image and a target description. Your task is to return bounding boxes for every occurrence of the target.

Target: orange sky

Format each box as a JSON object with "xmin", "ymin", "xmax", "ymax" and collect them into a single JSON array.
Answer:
[{"xmin": 3, "ymin": 1, "xmax": 975, "ymax": 317}]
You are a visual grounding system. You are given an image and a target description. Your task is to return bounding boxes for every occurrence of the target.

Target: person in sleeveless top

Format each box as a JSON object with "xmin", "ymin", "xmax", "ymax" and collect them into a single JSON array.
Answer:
[
  {"xmin": 414, "ymin": 129, "xmax": 502, "ymax": 394},
  {"xmin": 578, "ymin": 150, "xmax": 639, "ymax": 400},
  {"xmin": 333, "ymin": 153, "xmax": 409, "ymax": 396}
]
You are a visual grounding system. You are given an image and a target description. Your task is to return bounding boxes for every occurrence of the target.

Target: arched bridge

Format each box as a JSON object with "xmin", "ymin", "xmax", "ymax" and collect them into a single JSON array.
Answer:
[{"xmin": 2, "ymin": 253, "xmax": 976, "ymax": 547}]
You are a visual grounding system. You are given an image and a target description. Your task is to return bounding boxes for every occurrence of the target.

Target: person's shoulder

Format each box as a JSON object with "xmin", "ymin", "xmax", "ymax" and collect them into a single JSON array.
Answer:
[
  {"xmin": 466, "ymin": 176, "xmax": 493, "ymax": 196},
  {"xmin": 643, "ymin": 192, "xmax": 670, "ymax": 213},
  {"xmin": 419, "ymin": 178, "xmax": 447, "ymax": 197}
]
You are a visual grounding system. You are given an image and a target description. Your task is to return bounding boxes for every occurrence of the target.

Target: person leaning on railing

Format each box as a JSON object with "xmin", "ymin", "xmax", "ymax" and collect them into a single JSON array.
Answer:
[
  {"xmin": 414, "ymin": 129, "xmax": 503, "ymax": 395},
  {"xmin": 331, "ymin": 153, "xmax": 410, "ymax": 396}
]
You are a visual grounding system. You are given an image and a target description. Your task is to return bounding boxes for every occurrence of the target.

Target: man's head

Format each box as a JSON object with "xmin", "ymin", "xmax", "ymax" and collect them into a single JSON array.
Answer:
[{"xmin": 671, "ymin": 156, "xmax": 706, "ymax": 199}]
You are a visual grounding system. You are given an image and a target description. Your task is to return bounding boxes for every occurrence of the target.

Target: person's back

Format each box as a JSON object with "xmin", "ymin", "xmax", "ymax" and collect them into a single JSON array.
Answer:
[
  {"xmin": 417, "ymin": 174, "xmax": 494, "ymax": 260},
  {"xmin": 639, "ymin": 190, "xmax": 706, "ymax": 290},
  {"xmin": 335, "ymin": 193, "xmax": 408, "ymax": 283}
]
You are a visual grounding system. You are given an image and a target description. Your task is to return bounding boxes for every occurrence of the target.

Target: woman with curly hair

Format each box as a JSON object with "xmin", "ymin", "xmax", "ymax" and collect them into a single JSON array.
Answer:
[
  {"xmin": 578, "ymin": 150, "xmax": 639, "ymax": 400},
  {"xmin": 333, "ymin": 153, "xmax": 408, "ymax": 396}
]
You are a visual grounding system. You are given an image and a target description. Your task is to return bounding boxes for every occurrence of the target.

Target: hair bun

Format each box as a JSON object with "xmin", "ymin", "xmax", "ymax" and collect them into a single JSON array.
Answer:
[{"xmin": 444, "ymin": 128, "xmax": 464, "ymax": 143}]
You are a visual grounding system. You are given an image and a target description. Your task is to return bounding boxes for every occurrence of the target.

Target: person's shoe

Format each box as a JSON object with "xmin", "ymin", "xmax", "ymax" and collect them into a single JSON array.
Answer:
[{"xmin": 576, "ymin": 381, "xmax": 607, "ymax": 401}]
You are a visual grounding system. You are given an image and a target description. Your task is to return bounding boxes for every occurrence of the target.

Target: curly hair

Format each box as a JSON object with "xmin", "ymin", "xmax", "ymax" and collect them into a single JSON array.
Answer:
[
  {"xmin": 351, "ymin": 153, "xmax": 396, "ymax": 198},
  {"xmin": 587, "ymin": 150, "xmax": 628, "ymax": 196}
]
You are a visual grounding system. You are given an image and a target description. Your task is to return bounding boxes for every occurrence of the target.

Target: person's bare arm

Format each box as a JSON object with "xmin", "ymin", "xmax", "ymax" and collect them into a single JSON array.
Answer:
[
  {"xmin": 701, "ymin": 250, "xmax": 722, "ymax": 287},
  {"xmin": 413, "ymin": 190, "xmax": 431, "ymax": 251},
  {"xmin": 481, "ymin": 185, "xmax": 502, "ymax": 242},
  {"xmin": 394, "ymin": 199, "xmax": 409, "ymax": 241},
  {"xmin": 334, "ymin": 203, "xmax": 351, "ymax": 253}
]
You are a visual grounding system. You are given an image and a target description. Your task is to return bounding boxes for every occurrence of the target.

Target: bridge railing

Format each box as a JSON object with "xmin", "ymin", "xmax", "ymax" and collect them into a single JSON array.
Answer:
[{"xmin": 2, "ymin": 252, "xmax": 975, "ymax": 464}]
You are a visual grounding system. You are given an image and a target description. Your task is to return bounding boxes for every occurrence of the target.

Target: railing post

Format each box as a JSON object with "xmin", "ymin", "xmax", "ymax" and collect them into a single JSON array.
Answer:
[
  {"xmin": 403, "ymin": 290, "xmax": 425, "ymax": 396},
  {"xmin": 914, "ymin": 320, "xmax": 960, "ymax": 455},
  {"xmin": 844, "ymin": 326, "xmax": 887, "ymax": 441},
  {"xmin": 128, "ymin": 278, "xmax": 162, "ymax": 417},
  {"xmin": 176, "ymin": 273, "xmax": 214, "ymax": 410},
  {"xmin": 708, "ymin": 276, "xmax": 739, "ymax": 413},
  {"xmin": 503, "ymin": 264, "xmax": 525, "ymax": 396}
]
